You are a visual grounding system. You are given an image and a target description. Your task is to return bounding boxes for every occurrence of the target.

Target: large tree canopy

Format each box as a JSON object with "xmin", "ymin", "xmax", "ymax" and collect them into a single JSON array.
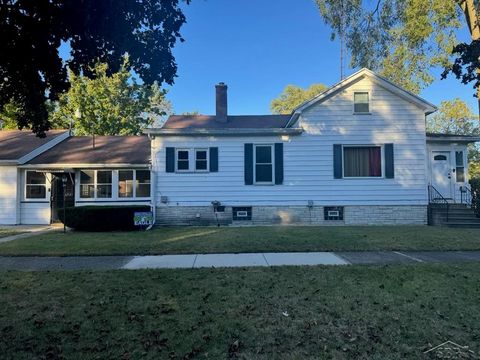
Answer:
[
  {"xmin": 315, "ymin": 0, "xmax": 479, "ymax": 109},
  {"xmin": 49, "ymin": 59, "xmax": 172, "ymax": 135},
  {"xmin": 0, "ymin": 0, "xmax": 188, "ymax": 136},
  {"xmin": 270, "ymin": 84, "xmax": 328, "ymax": 114}
]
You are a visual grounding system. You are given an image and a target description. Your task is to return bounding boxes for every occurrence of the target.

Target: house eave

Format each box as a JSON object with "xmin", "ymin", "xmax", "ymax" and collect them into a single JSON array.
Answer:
[
  {"xmin": 426, "ymin": 135, "xmax": 480, "ymax": 143},
  {"xmin": 18, "ymin": 163, "xmax": 150, "ymax": 169},
  {"xmin": 144, "ymin": 128, "xmax": 304, "ymax": 136}
]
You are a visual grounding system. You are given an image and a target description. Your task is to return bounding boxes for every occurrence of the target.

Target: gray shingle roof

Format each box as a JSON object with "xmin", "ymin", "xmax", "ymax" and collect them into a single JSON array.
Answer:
[
  {"xmin": 27, "ymin": 136, "xmax": 150, "ymax": 165},
  {"xmin": 0, "ymin": 130, "xmax": 67, "ymax": 161},
  {"xmin": 162, "ymin": 115, "xmax": 291, "ymax": 129}
]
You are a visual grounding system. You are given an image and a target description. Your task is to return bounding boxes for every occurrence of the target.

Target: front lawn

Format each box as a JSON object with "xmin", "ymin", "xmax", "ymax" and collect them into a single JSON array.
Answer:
[
  {"xmin": 0, "ymin": 225, "xmax": 478, "ymax": 256},
  {"xmin": 1, "ymin": 264, "xmax": 479, "ymax": 359}
]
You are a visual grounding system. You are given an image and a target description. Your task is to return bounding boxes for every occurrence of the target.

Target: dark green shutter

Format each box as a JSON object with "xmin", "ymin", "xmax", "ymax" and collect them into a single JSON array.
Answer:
[
  {"xmin": 385, "ymin": 143, "xmax": 394, "ymax": 178},
  {"xmin": 244, "ymin": 144, "xmax": 253, "ymax": 185},
  {"xmin": 274, "ymin": 143, "xmax": 284, "ymax": 185},
  {"xmin": 333, "ymin": 144, "xmax": 343, "ymax": 179},
  {"xmin": 209, "ymin": 147, "xmax": 218, "ymax": 172},
  {"xmin": 166, "ymin": 147, "xmax": 175, "ymax": 173}
]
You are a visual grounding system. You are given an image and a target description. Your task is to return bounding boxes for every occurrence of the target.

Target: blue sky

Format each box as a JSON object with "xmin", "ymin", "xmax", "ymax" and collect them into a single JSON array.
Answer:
[{"xmin": 165, "ymin": 0, "xmax": 476, "ymax": 115}]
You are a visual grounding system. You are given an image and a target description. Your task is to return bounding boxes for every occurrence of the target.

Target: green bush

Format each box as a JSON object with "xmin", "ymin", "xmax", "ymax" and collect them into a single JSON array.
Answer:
[
  {"xmin": 58, "ymin": 206, "xmax": 151, "ymax": 231},
  {"xmin": 469, "ymin": 178, "xmax": 480, "ymax": 218}
]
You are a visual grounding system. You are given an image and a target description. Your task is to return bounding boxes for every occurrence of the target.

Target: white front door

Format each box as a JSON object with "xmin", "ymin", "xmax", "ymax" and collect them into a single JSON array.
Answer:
[{"xmin": 431, "ymin": 151, "xmax": 452, "ymax": 199}]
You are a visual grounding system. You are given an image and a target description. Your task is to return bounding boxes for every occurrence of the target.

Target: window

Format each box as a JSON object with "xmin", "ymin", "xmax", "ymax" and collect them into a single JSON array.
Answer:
[
  {"xmin": 354, "ymin": 92, "xmax": 369, "ymax": 113},
  {"xmin": 174, "ymin": 148, "xmax": 212, "ymax": 173},
  {"xmin": 96, "ymin": 171, "xmax": 112, "ymax": 198},
  {"xmin": 343, "ymin": 146, "xmax": 382, "ymax": 177},
  {"xmin": 118, "ymin": 170, "xmax": 134, "ymax": 198},
  {"xmin": 254, "ymin": 145, "xmax": 273, "ymax": 183},
  {"xmin": 195, "ymin": 149, "xmax": 208, "ymax": 171},
  {"xmin": 233, "ymin": 207, "xmax": 252, "ymax": 221},
  {"xmin": 176, "ymin": 150, "xmax": 190, "ymax": 171},
  {"xmin": 434, "ymin": 154, "xmax": 447, "ymax": 161},
  {"xmin": 80, "ymin": 170, "xmax": 95, "ymax": 198},
  {"xmin": 324, "ymin": 206, "xmax": 344, "ymax": 221},
  {"xmin": 25, "ymin": 171, "xmax": 47, "ymax": 199},
  {"xmin": 135, "ymin": 170, "xmax": 151, "ymax": 197},
  {"xmin": 456, "ymin": 151, "xmax": 465, "ymax": 182}
]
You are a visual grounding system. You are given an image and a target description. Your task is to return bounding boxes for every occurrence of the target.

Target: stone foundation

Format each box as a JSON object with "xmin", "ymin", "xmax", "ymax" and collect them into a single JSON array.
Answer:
[{"xmin": 155, "ymin": 205, "xmax": 427, "ymax": 226}]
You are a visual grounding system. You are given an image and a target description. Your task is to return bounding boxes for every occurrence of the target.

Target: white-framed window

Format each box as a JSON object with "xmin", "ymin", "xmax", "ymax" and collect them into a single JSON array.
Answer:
[
  {"xmin": 195, "ymin": 149, "xmax": 209, "ymax": 171},
  {"xmin": 118, "ymin": 169, "xmax": 151, "ymax": 198},
  {"xmin": 343, "ymin": 145, "xmax": 382, "ymax": 178},
  {"xmin": 176, "ymin": 149, "xmax": 190, "ymax": 172},
  {"xmin": 80, "ymin": 170, "xmax": 95, "ymax": 198},
  {"xmin": 354, "ymin": 92, "xmax": 369, "ymax": 113},
  {"xmin": 79, "ymin": 170, "xmax": 112, "ymax": 199},
  {"xmin": 135, "ymin": 170, "xmax": 151, "ymax": 197},
  {"xmin": 455, "ymin": 151, "xmax": 465, "ymax": 183},
  {"xmin": 25, "ymin": 171, "xmax": 47, "ymax": 199},
  {"xmin": 118, "ymin": 170, "xmax": 134, "ymax": 198},
  {"xmin": 254, "ymin": 144, "xmax": 274, "ymax": 184},
  {"xmin": 176, "ymin": 148, "xmax": 210, "ymax": 173}
]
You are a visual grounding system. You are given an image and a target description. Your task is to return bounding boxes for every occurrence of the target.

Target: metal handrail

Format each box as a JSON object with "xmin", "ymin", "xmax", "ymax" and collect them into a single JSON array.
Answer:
[
  {"xmin": 428, "ymin": 185, "xmax": 449, "ymax": 223},
  {"xmin": 460, "ymin": 186, "xmax": 473, "ymax": 207}
]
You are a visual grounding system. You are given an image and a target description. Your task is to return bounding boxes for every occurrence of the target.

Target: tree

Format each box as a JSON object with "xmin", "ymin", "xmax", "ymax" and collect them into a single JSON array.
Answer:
[
  {"xmin": 270, "ymin": 84, "xmax": 328, "ymax": 114},
  {"xmin": 315, "ymin": 0, "xmax": 479, "ymax": 112},
  {"xmin": 427, "ymin": 98, "xmax": 480, "ymax": 177},
  {"xmin": 0, "ymin": 0, "xmax": 188, "ymax": 136},
  {"xmin": 50, "ymin": 59, "xmax": 172, "ymax": 135}
]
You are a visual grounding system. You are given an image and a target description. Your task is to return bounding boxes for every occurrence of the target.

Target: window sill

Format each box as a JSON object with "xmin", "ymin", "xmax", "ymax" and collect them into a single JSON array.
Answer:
[
  {"xmin": 353, "ymin": 112, "xmax": 371, "ymax": 115},
  {"xmin": 342, "ymin": 177, "xmax": 385, "ymax": 179}
]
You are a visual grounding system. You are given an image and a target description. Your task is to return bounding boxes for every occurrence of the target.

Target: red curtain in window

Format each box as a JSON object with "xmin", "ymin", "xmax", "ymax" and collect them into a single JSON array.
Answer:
[{"xmin": 368, "ymin": 147, "xmax": 381, "ymax": 177}]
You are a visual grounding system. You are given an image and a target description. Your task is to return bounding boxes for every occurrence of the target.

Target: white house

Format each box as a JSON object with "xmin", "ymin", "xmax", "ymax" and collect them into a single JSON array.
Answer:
[
  {"xmin": 0, "ymin": 68, "xmax": 478, "ymax": 226},
  {"xmin": 147, "ymin": 69, "xmax": 479, "ymax": 226}
]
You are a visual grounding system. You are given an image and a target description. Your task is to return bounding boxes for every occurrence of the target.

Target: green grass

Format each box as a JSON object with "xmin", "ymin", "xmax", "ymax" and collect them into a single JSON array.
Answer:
[
  {"xmin": 0, "ymin": 228, "xmax": 23, "ymax": 239},
  {"xmin": 1, "ymin": 264, "xmax": 480, "ymax": 359},
  {"xmin": 0, "ymin": 226, "xmax": 479, "ymax": 256}
]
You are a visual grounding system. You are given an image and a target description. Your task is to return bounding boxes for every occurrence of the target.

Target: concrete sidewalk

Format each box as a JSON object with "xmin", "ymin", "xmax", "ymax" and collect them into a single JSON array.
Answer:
[
  {"xmin": 0, "ymin": 225, "xmax": 58, "ymax": 244},
  {"xmin": 1, "ymin": 251, "xmax": 480, "ymax": 271}
]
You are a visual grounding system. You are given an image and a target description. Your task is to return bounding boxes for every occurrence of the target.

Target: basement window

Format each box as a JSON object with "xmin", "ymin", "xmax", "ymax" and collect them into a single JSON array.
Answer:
[
  {"xmin": 324, "ymin": 206, "xmax": 344, "ymax": 221},
  {"xmin": 233, "ymin": 207, "xmax": 252, "ymax": 221}
]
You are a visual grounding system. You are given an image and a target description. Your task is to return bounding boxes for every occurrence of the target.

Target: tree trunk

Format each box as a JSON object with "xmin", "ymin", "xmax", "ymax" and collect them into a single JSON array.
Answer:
[{"xmin": 459, "ymin": 0, "xmax": 479, "ymax": 117}]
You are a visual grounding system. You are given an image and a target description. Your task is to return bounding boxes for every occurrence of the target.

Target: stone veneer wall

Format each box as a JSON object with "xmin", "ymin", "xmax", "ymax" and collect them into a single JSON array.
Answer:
[{"xmin": 155, "ymin": 205, "xmax": 428, "ymax": 226}]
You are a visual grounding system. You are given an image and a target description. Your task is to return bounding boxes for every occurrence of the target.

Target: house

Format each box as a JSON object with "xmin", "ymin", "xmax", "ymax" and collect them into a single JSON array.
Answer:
[
  {"xmin": 0, "ymin": 68, "xmax": 478, "ymax": 226},
  {"xmin": 0, "ymin": 132, "xmax": 150, "ymax": 225},
  {"xmin": 146, "ymin": 68, "xmax": 479, "ymax": 226}
]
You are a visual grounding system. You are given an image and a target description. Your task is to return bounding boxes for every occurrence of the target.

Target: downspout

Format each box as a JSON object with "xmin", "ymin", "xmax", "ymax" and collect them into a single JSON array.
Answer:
[{"xmin": 148, "ymin": 133, "xmax": 156, "ymax": 227}]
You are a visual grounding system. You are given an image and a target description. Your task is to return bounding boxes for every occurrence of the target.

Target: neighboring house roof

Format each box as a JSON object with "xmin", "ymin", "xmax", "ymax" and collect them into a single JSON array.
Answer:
[
  {"xmin": 426, "ymin": 133, "xmax": 480, "ymax": 143},
  {"xmin": 287, "ymin": 68, "xmax": 437, "ymax": 127},
  {"xmin": 162, "ymin": 115, "xmax": 291, "ymax": 129},
  {"xmin": 25, "ymin": 135, "xmax": 150, "ymax": 167},
  {"xmin": 0, "ymin": 130, "xmax": 69, "ymax": 164}
]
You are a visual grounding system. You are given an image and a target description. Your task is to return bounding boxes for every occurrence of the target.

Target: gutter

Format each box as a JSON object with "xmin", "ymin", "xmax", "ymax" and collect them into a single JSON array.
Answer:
[{"xmin": 144, "ymin": 128, "xmax": 304, "ymax": 137}]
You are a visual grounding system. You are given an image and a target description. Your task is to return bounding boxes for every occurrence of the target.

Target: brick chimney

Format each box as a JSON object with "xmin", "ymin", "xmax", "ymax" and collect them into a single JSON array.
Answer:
[{"xmin": 215, "ymin": 82, "xmax": 228, "ymax": 123}]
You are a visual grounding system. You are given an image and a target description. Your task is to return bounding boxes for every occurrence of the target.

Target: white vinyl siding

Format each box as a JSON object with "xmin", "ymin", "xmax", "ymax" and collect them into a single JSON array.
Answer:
[
  {"xmin": 0, "ymin": 166, "xmax": 18, "ymax": 224},
  {"xmin": 152, "ymin": 76, "xmax": 428, "ymax": 206}
]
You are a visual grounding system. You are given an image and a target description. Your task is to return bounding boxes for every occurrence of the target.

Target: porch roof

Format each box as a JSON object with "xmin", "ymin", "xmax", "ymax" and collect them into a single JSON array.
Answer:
[
  {"xmin": 426, "ymin": 133, "xmax": 480, "ymax": 143},
  {"xmin": 26, "ymin": 135, "xmax": 150, "ymax": 166}
]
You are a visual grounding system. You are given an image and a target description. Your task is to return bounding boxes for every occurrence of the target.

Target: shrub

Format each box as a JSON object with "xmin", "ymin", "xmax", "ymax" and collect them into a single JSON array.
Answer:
[
  {"xmin": 469, "ymin": 178, "xmax": 480, "ymax": 218},
  {"xmin": 58, "ymin": 205, "xmax": 151, "ymax": 231}
]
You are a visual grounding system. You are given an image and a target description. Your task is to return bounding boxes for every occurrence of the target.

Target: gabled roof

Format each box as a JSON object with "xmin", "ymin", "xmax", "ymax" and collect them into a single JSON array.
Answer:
[
  {"xmin": 0, "ymin": 130, "xmax": 69, "ymax": 164},
  {"xmin": 162, "ymin": 115, "xmax": 291, "ymax": 129},
  {"xmin": 287, "ymin": 68, "xmax": 437, "ymax": 127},
  {"xmin": 25, "ymin": 135, "xmax": 150, "ymax": 167}
]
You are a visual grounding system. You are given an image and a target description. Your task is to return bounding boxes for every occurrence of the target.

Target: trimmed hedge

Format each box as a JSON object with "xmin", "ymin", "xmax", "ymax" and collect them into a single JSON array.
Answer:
[{"xmin": 58, "ymin": 205, "xmax": 151, "ymax": 231}]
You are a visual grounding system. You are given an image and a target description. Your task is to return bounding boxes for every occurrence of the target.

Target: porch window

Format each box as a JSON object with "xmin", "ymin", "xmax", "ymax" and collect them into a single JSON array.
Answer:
[
  {"xmin": 118, "ymin": 170, "xmax": 134, "ymax": 198},
  {"xmin": 80, "ymin": 170, "xmax": 95, "ymax": 198},
  {"xmin": 343, "ymin": 146, "xmax": 382, "ymax": 177},
  {"xmin": 96, "ymin": 171, "xmax": 112, "ymax": 198},
  {"xmin": 135, "ymin": 170, "xmax": 151, "ymax": 197},
  {"xmin": 455, "ymin": 151, "xmax": 465, "ymax": 182},
  {"xmin": 254, "ymin": 145, "xmax": 274, "ymax": 184},
  {"xmin": 354, "ymin": 92, "xmax": 369, "ymax": 113},
  {"xmin": 25, "ymin": 171, "xmax": 47, "ymax": 199}
]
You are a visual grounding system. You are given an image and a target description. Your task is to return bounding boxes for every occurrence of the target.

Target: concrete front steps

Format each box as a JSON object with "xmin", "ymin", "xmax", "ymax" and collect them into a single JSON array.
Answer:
[{"xmin": 431, "ymin": 204, "xmax": 480, "ymax": 228}]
